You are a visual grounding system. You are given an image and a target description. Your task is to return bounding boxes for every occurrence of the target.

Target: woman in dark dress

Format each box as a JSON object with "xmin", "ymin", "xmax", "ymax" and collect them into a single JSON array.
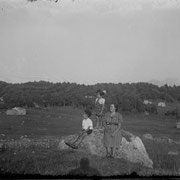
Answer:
[{"xmin": 103, "ymin": 104, "xmax": 123, "ymax": 158}]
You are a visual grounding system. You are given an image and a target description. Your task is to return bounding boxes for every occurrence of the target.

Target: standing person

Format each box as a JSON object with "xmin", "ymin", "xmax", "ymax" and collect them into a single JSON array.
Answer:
[
  {"xmin": 95, "ymin": 90, "xmax": 106, "ymax": 129},
  {"xmin": 65, "ymin": 109, "xmax": 93, "ymax": 149},
  {"xmin": 103, "ymin": 104, "xmax": 123, "ymax": 158}
]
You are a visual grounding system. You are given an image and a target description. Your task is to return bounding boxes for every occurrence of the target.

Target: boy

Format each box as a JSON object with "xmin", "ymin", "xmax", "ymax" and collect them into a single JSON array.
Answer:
[{"xmin": 65, "ymin": 109, "xmax": 93, "ymax": 149}]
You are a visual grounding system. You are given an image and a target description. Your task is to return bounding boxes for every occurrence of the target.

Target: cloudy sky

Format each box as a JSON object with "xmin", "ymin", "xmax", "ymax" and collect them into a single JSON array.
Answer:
[{"xmin": 0, "ymin": 0, "xmax": 180, "ymax": 85}]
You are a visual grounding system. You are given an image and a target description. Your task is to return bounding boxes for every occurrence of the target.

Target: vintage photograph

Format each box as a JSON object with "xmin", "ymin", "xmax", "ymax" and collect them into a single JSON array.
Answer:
[{"xmin": 0, "ymin": 0, "xmax": 180, "ymax": 178}]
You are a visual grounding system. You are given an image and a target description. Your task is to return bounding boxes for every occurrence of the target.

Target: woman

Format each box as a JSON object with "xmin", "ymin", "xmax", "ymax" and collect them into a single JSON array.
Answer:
[
  {"xmin": 103, "ymin": 104, "xmax": 123, "ymax": 158},
  {"xmin": 94, "ymin": 90, "xmax": 106, "ymax": 129}
]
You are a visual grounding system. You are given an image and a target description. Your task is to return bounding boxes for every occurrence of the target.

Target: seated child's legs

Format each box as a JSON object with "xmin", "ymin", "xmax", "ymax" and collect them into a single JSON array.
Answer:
[
  {"xmin": 99, "ymin": 117, "xmax": 102, "ymax": 127},
  {"xmin": 65, "ymin": 130, "xmax": 93, "ymax": 149},
  {"xmin": 96, "ymin": 116, "xmax": 99, "ymax": 128},
  {"xmin": 73, "ymin": 130, "xmax": 87, "ymax": 147}
]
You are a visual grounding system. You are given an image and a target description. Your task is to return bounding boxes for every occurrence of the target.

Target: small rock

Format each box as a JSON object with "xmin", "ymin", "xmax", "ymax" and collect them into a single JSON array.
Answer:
[
  {"xmin": 155, "ymin": 137, "xmax": 166, "ymax": 143},
  {"xmin": 1, "ymin": 134, "xmax": 5, "ymax": 137},
  {"xmin": 168, "ymin": 151, "xmax": 179, "ymax": 156},
  {"xmin": 143, "ymin": 133, "xmax": 153, "ymax": 140},
  {"xmin": 144, "ymin": 111, "xmax": 149, "ymax": 116},
  {"xmin": 174, "ymin": 141, "xmax": 180, "ymax": 145},
  {"xmin": 168, "ymin": 138, "xmax": 173, "ymax": 143}
]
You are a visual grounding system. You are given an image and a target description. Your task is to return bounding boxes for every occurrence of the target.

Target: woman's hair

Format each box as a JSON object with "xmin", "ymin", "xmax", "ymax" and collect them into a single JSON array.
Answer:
[
  {"xmin": 84, "ymin": 109, "xmax": 92, "ymax": 117},
  {"xmin": 96, "ymin": 89, "xmax": 105, "ymax": 96},
  {"xmin": 111, "ymin": 104, "xmax": 119, "ymax": 112}
]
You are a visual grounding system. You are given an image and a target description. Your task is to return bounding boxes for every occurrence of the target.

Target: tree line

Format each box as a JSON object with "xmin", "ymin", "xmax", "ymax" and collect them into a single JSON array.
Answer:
[{"xmin": 0, "ymin": 81, "xmax": 180, "ymax": 112}]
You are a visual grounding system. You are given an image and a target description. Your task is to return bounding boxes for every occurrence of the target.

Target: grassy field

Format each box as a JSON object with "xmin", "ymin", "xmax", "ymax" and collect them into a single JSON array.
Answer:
[{"xmin": 0, "ymin": 106, "xmax": 180, "ymax": 176}]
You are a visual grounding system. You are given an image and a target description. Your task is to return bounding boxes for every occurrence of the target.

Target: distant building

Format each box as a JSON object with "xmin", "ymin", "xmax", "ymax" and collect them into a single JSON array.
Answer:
[
  {"xmin": 85, "ymin": 96, "xmax": 93, "ymax": 99},
  {"xmin": 0, "ymin": 97, "xmax": 4, "ymax": 104},
  {"xmin": 33, "ymin": 102, "xmax": 40, "ymax": 108},
  {"xmin": 158, "ymin": 102, "xmax": 166, "ymax": 107},
  {"xmin": 143, "ymin": 100, "xmax": 153, "ymax": 105}
]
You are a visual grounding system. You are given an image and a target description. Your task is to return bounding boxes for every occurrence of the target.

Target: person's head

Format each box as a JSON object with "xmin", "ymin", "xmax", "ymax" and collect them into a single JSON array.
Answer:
[
  {"xmin": 80, "ymin": 158, "xmax": 90, "ymax": 170},
  {"xmin": 110, "ymin": 104, "xmax": 118, "ymax": 113},
  {"xmin": 96, "ymin": 90, "xmax": 105, "ymax": 98},
  {"xmin": 83, "ymin": 109, "xmax": 92, "ymax": 119}
]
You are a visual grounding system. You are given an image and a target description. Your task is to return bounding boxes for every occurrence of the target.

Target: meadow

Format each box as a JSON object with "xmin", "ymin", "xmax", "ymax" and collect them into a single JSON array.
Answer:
[{"xmin": 0, "ymin": 106, "xmax": 180, "ymax": 177}]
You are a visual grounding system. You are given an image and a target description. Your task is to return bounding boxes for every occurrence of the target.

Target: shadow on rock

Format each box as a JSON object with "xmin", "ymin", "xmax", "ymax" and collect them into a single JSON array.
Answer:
[{"xmin": 67, "ymin": 157, "xmax": 101, "ymax": 177}]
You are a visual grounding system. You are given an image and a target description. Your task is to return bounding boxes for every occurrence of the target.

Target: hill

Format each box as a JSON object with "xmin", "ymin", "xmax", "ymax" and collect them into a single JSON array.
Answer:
[{"xmin": 0, "ymin": 81, "xmax": 180, "ymax": 112}]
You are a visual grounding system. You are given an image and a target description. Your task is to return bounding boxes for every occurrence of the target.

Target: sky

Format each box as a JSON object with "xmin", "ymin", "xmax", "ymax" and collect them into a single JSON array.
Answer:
[{"xmin": 0, "ymin": 0, "xmax": 180, "ymax": 85}]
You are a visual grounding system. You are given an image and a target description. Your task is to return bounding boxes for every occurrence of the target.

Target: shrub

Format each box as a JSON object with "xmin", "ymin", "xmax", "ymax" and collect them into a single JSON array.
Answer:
[{"xmin": 145, "ymin": 104, "xmax": 158, "ymax": 114}]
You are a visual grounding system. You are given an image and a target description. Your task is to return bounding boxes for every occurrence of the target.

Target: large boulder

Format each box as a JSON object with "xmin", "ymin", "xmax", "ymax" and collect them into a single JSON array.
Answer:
[
  {"xmin": 6, "ymin": 107, "xmax": 26, "ymax": 115},
  {"xmin": 58, "ymin": 129, "xmax": 153, "ymax": 169}
]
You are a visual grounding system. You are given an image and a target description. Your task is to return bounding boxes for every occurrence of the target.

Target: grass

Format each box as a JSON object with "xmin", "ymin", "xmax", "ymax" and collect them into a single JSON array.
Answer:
[
  {"xmin": 0, "ymin": 145, "xmax": 147, "ymax": 176},
  {"xmin": 122, "ymin": 112, "xmax": 180, "ymax": 141},
  {"xmin": 0, "ymin": 106, "xmax": 83, "ymax": 140},
  {"xmin": 0, "ymin": 106, "xmax": 180, "ymax": 176},
  {"xmin": 143, "ymin": 139, "xmax": 180, "ymax": 175}
]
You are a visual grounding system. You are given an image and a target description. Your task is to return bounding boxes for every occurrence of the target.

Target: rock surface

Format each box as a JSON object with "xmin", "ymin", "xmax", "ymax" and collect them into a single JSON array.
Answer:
[
  {"xmin": 58, "ymin": 129, "xmax": 153, "ymax": 168},
  {"xmin": 143, "ymin": 133, "xmax": 153, "ymax": 140},
  {"xmin": 168, "ymin": 151, "xmax": 179, "ymax": 156}
]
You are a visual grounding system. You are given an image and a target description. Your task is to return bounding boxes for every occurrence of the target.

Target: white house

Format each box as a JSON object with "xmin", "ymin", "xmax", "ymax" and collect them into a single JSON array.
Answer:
[
  {"xmin": 143, "ymin": 100, "xmax": 153, "ymax": 105},
  {"xmin": 158, "ymin": 102, "xmax": 166, "ymax": 107},
  {"xmin": 85, "ymin": 95, "xmax": 93, "ymax": 99},
  {"xmin": 0, "ymin": 97, "xmax": 4, "ymax": 104}
]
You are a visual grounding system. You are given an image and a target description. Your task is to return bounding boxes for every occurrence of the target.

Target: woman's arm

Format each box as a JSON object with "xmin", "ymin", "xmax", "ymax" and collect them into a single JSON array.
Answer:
[
  {"xmin": 112, "ymin": 113, "xmax": 123, "ymax": 136},
  {"xmin": 112, "ymin": 125, "xmax": 121, "ymax": 136},
  {"xmin": 103, "ymin": 114, "xmax": 110, "ymax": 130}
]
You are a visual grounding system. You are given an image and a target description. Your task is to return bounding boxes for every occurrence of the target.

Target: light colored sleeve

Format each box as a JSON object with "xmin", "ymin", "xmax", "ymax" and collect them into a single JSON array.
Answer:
[{"xmin": 99, "ymin": 98, "xmax": 105, "ymax": 105}]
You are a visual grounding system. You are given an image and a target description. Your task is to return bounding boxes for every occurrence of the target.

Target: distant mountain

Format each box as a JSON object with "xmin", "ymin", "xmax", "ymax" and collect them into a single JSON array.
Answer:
[{"xmin": 149, "ymin": 78, "xmax": 180, "ymax": 87}]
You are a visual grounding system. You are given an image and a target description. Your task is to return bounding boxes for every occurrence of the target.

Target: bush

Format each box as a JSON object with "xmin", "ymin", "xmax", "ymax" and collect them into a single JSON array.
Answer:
[
  {"xmin": 164, "ymin": 108, "xmax": 179, "ymax": 118},
  {"xmin": 121, "ymin": 97, "xmax": 134, "ymax": 112},
  {"xmin": 136, "ymin": 100, "xmax": 145, "ymax": 112},
  {"xmin": 145, "ymin": 104, "xmax": 157, "ymax": 114},
  {"xmin": 0, "ymin": 103, "xmax": 7, "ymax": 109}
]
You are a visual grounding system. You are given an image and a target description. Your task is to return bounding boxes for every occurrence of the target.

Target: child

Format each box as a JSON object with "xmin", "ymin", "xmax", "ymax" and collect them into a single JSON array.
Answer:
[
  {"xmin": 95, "ymin": 90, "xmax": 106, "ymax": 129},
  {"xmin": 65, "ymin": 109, "xmax": 93, "ymax": 149}
]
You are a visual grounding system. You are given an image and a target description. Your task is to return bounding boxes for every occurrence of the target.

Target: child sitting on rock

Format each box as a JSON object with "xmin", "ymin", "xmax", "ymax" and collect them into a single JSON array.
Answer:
[{"xmin": 65, "ymin": 109, "xmax": 93, "ymax": 149}]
